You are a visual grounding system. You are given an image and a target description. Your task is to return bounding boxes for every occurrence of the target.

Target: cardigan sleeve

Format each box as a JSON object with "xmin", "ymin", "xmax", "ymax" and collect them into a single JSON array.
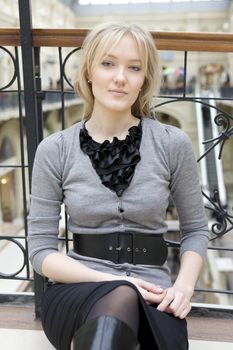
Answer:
[
  {"xmin": 167, "ymin": 126, "xmax": 209, "ymax": 258},
  {"xmin": 27, "ymin": 132, "xmax": 64, "ymax": 275}
]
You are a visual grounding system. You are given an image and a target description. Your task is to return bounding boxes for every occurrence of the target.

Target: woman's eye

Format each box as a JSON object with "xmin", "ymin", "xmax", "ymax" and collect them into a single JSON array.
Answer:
[
  {"xmin": 101, "ymin": 61, "xmax": 113, "ymax": 67},
  {"xmin": 129, "ymin": 66, "xmax": 141, "ymax": 72}
]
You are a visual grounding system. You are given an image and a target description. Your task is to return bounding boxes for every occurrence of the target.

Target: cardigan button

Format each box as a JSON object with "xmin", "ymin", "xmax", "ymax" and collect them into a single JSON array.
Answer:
[{"xmin": 118, "ymin": 207, "xmax": 124, "ymax": 213}]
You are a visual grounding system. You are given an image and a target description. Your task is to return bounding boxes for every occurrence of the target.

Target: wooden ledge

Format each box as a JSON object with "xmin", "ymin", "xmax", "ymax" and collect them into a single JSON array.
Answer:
[
  {"xmin": 0, "ymin": 304, "xmax": 41, "ymax": 330},
  {"xmin": 187, "ymin": 316, "xmax": 233, "ymax": 343},
  {"xmin": 0, "ymin": 28, "xmax": 233, "ymax": 51},
  {"xmin": 1, "ymin": 304, "xmax": 233, "ymax": 343},
  {"xmin": 0, "ymin": 28, "xmax": 20, "ymax": 46}
]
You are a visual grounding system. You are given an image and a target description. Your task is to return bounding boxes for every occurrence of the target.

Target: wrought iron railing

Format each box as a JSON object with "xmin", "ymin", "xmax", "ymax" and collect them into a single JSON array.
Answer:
[{"xmin": 0, "ymin": 0, "xmax": 233, "ymax": 317}]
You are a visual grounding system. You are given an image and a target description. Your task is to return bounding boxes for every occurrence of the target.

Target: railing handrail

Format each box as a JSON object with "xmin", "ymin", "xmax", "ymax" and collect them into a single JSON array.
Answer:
[{"xmin": 1, "ymin": 28, "xmax": 233, "ymax": 51}]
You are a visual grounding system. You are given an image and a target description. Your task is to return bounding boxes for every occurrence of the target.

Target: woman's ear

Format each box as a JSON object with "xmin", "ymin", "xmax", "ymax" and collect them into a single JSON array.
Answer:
[{"xmin": 87, "ymin": 73, "xmax": 92, "ymax": 83}]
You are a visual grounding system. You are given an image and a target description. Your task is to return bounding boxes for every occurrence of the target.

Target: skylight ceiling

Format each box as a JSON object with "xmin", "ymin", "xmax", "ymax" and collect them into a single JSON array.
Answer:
[{"xmin": 79, "ymin": 0, "xmax": 224, "ymax": 5}]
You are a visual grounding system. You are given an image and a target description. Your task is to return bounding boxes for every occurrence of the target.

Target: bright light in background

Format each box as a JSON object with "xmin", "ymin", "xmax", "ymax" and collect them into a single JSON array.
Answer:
[
  {"xmin": 79, "ymin": 0, "xmax": 224, "ymax": 4},
  {"xmin": 1, "ymin": 178, "xmax": 8, "ymax": 185}
]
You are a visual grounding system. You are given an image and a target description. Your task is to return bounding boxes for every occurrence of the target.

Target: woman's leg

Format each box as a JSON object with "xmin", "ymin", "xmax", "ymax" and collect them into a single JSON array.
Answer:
[
  {"xmin": 85, "ymin": 285, "xmax": 139, "ymax": 335},
  {"xmin": 71, "ymin": 285, "xmax": 140, "ymax": 350},
  {"xmin": 41, "ymin": 281, "xmax": 163, "ymax": 350}
]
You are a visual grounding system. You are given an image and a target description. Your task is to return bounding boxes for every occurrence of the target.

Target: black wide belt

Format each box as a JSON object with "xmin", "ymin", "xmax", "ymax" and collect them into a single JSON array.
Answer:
[{"xmin": 73, "ymin": 232, "xmax": 168, "ymax": 266}]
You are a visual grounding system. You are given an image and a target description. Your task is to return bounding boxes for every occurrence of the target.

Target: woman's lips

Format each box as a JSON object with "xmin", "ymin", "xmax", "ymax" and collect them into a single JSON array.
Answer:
[{"xmin": 109, "ymin": 90, "xmax": 128, "ymax": 96}]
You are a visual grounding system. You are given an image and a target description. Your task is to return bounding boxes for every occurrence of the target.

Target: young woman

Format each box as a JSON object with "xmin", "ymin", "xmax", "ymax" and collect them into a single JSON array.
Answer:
[{"xmin": 28, "ymin": 22, "xmax": 209, "ymax": 350}]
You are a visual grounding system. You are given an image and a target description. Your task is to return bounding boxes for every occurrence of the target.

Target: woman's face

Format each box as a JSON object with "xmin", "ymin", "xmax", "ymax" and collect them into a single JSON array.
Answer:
[{"xmin": 89, "ymin": 34, "xmax": 145, "ymax": 116}]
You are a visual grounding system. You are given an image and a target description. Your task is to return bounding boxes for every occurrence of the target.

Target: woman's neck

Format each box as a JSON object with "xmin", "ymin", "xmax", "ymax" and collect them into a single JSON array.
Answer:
[{"xmin": 85, "ymin": 108, "xmax": 140, "ymax": 143}]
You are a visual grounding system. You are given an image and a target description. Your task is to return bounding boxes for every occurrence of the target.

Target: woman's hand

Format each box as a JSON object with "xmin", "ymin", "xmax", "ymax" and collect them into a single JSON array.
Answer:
[
  {"xmin": 156, "ymin": 285, "xmax": 193, "ymax": 319},
  {"xmin": 156, "ymin": 251, "xmax": 204, "ymax": 319},
  {"xmin": 117, "ymin": 276, "xmax": 166, "ymax": 304}
]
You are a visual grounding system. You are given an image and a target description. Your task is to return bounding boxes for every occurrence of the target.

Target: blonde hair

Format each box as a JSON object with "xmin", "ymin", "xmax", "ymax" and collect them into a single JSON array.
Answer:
[{"xmin": 75, "ymin": 22, "xmax": 161, "ymax": 118}]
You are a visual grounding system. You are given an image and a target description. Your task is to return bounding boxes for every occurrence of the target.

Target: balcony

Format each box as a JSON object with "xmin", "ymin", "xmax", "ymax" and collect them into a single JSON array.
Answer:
[
  {"xmin": 0, "ymin": 1, "xmax": 233, "ymax": 349},
  {"xmin": 0, "ymin": 90, "xmax": 82, "ymax": 120}
]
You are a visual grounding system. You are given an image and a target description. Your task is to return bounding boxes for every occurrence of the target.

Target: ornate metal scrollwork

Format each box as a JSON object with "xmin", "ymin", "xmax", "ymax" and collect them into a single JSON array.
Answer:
[
  {"xmin": 198, "ymin": 112, "xmax": 233, "ymax": 161},
  {"xmin": 0, "ymin": 237, "xmax": 27, "ymax": 278},
  {"xmin": 202, "ymin": 189, "xmax": 233, "ymax": 240},
  {"xmin": 153, "ymin": 97, "xmax": 233, "ymax": 240},
  {"xmin": 0, "ymin": 46, "xmax": 17, "ymax": 91},
  {"xmin": 153, "ymin": 98, "xmax": 233, "ymax": 164},
  {"xmin": 62, "ymin": 47, "xmax": 81, "ymax": 90}
]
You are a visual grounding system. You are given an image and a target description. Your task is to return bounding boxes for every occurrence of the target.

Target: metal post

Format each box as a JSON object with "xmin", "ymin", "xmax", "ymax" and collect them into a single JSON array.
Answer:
[
  {"xmin": 34, "ymin": 46, "xmax": 44, "ymax": 141},
  {"xmin": 18, "ymin": 0, "xmax": 38, "ymax": 178},
  {"xmin": 18, "ymin": 0, "xmax": 44, "ymax": 318}
]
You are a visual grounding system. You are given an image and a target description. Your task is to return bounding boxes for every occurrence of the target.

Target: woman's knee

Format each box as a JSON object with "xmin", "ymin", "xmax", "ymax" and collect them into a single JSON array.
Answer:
[{"xmin": 109, "ymin": 284, "xmax": 139, "ymax": 307}]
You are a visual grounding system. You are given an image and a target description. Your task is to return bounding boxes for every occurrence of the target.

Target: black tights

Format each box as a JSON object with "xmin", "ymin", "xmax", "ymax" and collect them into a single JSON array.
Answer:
[{"xmin": 85, "ymin": 285, "xmax": 140, "ymax": 336}]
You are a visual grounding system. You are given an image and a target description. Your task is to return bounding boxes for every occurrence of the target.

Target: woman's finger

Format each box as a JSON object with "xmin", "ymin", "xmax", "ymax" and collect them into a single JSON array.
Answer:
[
  {"xmin": 177, "ymin": 304, "xmax": 192, "ymax": 319},
  {"xmin": 138, "ymin": 279, "xmax": 164, "ymax": 294},
  {"xmin": 165, "ymin": 301, "xmax": 191, "ymax": 318},
  {"xmin": 157, "ymin": 288, "xmax": 175, "ymax": 312},
  {"xmin": 157, "ymin": 286, "xmax": 193, "ymax": 317},
  {"xmin": 165, "ymin": 290, "xmax": 183, "ymax": 314},
  {"xmin": 138, "ymin": 287, "xmax": 166, "ymax": 304},
  {"xmin": 121, "ymin": 276, "xmax": 166, "ymax": 304}
]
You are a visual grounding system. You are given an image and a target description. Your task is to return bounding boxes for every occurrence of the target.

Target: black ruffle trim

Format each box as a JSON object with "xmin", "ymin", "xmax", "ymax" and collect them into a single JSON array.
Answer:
[{"xmin": 79, "ymin": 118, "xmax": 142, "ymax": 197}]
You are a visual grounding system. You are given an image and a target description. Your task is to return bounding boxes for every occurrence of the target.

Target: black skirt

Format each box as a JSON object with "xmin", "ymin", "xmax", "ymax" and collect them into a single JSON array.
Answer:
[{"xmin": 41, "ymin": 280, "xmax": 188, "ymax": 350}]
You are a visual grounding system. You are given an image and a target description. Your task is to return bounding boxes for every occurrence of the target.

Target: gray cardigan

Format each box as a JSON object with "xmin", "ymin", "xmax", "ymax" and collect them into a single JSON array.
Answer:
[{"xmin": 27, "ymin": 117, "xmax": 209, "ymax": 288}]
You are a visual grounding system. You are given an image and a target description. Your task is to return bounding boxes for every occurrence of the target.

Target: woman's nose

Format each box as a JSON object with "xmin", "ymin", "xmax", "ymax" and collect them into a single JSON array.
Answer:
[{"xmin": 113, "ymin": 68, "xmax": 126, "ymax": 84}]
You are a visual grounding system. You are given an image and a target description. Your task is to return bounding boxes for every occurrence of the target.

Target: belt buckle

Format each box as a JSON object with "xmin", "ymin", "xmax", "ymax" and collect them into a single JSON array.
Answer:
[{"xmin": 114, "ymin": 232, "xmax": 167, "ymax": 265}]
